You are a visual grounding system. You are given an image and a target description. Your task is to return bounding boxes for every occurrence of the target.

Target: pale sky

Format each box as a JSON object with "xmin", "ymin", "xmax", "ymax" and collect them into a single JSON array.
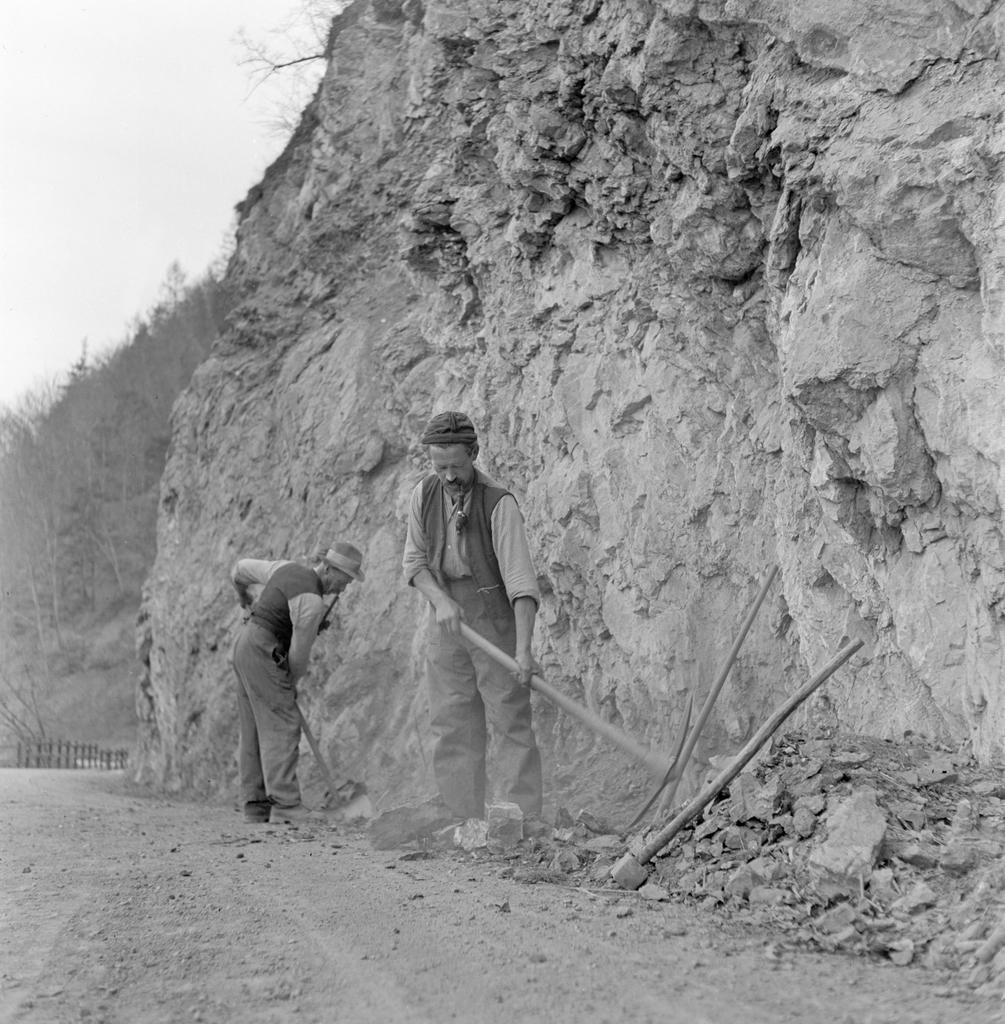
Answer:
[{"xmin": 1, "ymin": 1, "xmax": 337, "ymax": 410}]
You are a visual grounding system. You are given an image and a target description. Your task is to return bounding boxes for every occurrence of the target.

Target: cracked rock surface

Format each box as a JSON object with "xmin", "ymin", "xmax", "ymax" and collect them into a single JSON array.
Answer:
[{"xmin": 138, "ymin": 1, "xmax": 1005, "ymax": 829}]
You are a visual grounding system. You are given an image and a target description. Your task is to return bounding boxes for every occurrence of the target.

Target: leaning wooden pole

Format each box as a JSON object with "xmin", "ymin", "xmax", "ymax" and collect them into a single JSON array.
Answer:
[
  {"xmin": 655, "ymin": 565, "xmax": 779, "ymax": 817},
  {"xmin": 611, "ymin": 638, "xmax": 865, "ymax": 889}
]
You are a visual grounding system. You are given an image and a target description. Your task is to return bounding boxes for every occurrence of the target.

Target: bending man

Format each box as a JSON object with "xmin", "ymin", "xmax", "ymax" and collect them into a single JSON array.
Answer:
[{"xmin": 231, "ymin": 542, "xmax": 365, "ymax": 824}]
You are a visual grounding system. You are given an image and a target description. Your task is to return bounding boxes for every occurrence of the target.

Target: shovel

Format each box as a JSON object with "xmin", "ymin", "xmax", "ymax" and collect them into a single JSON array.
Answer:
[{"xmin": 296, "ymin": 704, "xmax": 372, "ymax": 818}]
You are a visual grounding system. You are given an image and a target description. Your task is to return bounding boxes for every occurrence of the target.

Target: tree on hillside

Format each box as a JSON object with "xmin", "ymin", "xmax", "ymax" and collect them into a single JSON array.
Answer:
[
  {"xmin": 0, "ymin": 265, "xmax": 233, "ymax": 746},
  {"xmin": 0, "ymin": 660, "xmax": 49, "ymax": 746},
  {"xmin": 0, "ymin": 388, "xmax": 70, "ymax": 649},
  {"xmin": 236, "ymin": 0, "xmax": 348, "ymax": 134}
]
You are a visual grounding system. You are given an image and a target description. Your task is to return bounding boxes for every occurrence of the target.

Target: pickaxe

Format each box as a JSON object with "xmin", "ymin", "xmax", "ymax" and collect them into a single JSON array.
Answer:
[
  {"xmin": 292, "ymin": 591, "xmax": 341, "ymax": 808},
  {"xmin": 296, "ymin": 705, "xmax": 371, "ymax": 816},
  {"xmin": 458, "ymin": 622, "xmax": 683, "ymax": 780}
]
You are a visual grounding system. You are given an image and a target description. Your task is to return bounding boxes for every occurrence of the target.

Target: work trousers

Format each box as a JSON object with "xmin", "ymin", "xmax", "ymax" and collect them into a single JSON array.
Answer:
[
  {"xmin": 426, "ymin": 579, "xmax": 543, "ymax": 818},
  {"xmin": 232, "ymin": 622, "xmax": 302, "ymax": 814}
]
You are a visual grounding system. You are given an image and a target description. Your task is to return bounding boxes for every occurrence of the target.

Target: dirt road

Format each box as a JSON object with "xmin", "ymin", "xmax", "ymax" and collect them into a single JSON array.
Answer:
[{"xmin": 0, "ymin": 770, "xmax": 994, "ymax": 1023}]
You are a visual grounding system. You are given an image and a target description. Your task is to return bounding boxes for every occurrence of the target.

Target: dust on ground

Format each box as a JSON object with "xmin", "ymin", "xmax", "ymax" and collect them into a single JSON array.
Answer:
[{"xmin": 1, "ymin": 740, "xmax": 1001, "ymax": 1024}]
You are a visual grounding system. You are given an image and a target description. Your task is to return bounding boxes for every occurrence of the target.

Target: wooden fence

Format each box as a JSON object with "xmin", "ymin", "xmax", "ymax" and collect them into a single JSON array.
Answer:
[{"xmin": 13, "ymin": 739, "xmax": 129, "ymax": 770}]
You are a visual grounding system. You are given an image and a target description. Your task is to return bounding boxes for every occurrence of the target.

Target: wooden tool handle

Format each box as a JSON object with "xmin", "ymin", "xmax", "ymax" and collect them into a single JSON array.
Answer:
[
  {"xmin": 638, "ymin": 638, "xmax": 865, "ymax": 865},
  {"xmin": 297, "ymin": 704, "xmax": 337, "ymax": 794},
  {"xmin": 458, "ymin": 623, "xmax": 668, "ymax": 776}
]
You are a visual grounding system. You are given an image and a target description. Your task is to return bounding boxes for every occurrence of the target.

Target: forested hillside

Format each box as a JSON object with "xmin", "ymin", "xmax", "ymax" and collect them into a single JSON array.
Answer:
[{"xmin": 0, "ymin": 267, "xmax": 232, "ymax": 756}]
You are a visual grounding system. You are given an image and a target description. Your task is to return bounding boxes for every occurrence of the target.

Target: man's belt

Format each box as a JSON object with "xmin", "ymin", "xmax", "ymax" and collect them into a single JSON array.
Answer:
[{"xmin": 248, "ymin": 617, "xmax": 289, "ymax": 659}]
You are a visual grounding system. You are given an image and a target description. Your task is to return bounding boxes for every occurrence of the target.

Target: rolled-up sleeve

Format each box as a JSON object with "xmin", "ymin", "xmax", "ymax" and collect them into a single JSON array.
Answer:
[
  {"xmin": 402, "ymin": 482, "xmax": 429, "ymax": 586},
  {"xmin": 232, "ymin": 558, "xmax": 285, "ymax": 587},
  {"xmin": 288, "ymin": 592, "xmax": 327, "ymax": 634},
  {"xmin": 491, "ymin": 495, "xmax": 540, "ymax": 607}
]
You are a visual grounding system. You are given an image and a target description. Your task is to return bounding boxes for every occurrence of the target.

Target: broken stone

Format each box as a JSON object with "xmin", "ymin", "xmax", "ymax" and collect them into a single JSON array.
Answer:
[
  {"xmin": 863, "ymin": 915, "xmax": 901, "ymax": 935},
  {"xmin": 549, "ymin": 848, "xmax": 582, "ymax": 873},
  {"xmin": 753, "ymin": 855, "xmax": 785, "ymax": 882},
  {"xmin": 892, "ymin": 841, "xmax": 940, "ymax": 869},
  {"xmin": 729, "ymin": 774, "xmax": 785, "ymax": 823},
  {"xmin": 828, "ymin": 925, "xmax": 861, "ymax": 949},
  {"xmin": 583, "ymin": 834, "xmax": 623, "ymax": 855},
  {"xmin": 368, "ymin": 800, "xmax": 458, "ymax": 850},
  {"xmin": 554, "ymin": 806, "xmax": 575, "ymax": 829},
  {"xmin": 576, "ymin": 809, "xmax": 613, "ymax": 834},
  {"xmin": 693, "ymin": 817, "xmax": 721, "ymax": 842},
  {"xmin": 795, "ymin": 793, "xmax": 826, "ymax": 815},
  {"xmin": 486, "ymin": 802, "xmax": 523, "ymax": 852},
  {"xmin": 868, "ymin": 867, "xmax": 898, "ymax": 904},
  {"xmin": 748, "ymin": 886, "xmax": 790, "ymax": 906},
  {"xmin": 725, "ymin": 864, "xmax": 758, "ymax": 899},
  {"xmin": 833, "ymin": 750, "xmax": 872, "ymax": 767},
  {"xmin": 781, "ymin": 758, "xmax": 823, "ymax": 793},
  {"xmin": 792, "ymin": 805, "xmax": 819, "ymax": 839},
  {"xmin": 696, "ymin": 838, "xmax": 724, "ymax": 861},
  {"xmin": 721, "ymin": 825, "xmax": 759, "ymax": 852},
  {"xmin": 429, "ymin": 822, "xmax": 462, "ymax": 849},
  {"xmin": 951, "ymin": 798, "xmax": 977, "ymax": 834},
  {"xmin": 801, "ymin": 740, "xmax": 835, "ymax": 760},
  {"xmin": 725, "ymin": 856, "xmax": 781, "ymax": 899},
  {"xmin": 901, "ymin": 756, "xmax": 958, "ymax": 787},
  {"xmin": 453, "ymin": 818, "xmax": 488, "ymax": 851},
  {"xmin": 793, "ymin": 775, "xmax": 831, "ymax": 799},
  {"xmin": 638, "ymin": 882, "xmax": 670, "ymax": 901},
  {"xmin": 887, "ymin": 938, "xmax": 915, "ymax": 966},
  {"xmin": 890, "ymin": 881, "xmax": 937, "ymax": 914},
  {"xmin": 981, "ymin": 795, "xmax": 1005, "ymax": 818},
  {"xmin": 972, "ymin": 780, "xmax": 1005, "ymax": 799},
  {"xmin": 808, "ymin": 788, "xmax": 887, "ymax": 896},
  {"xmin": 939, "ymin": 840, "xmax": 978, "ymax": 876},
  {"xmin": 703, "ymin": 869, "xmax": 731, "ymax": 896},
  {"xmin": 815, "ymin": 902, "xmax": 859, "ymax": 934},
  {"xmin": 888, "ymin": 800, "xmax": 927, "ymax": 831},
  {"xmin": 523, "ymin": 817, "xmax": 553, "ymax": 840}
]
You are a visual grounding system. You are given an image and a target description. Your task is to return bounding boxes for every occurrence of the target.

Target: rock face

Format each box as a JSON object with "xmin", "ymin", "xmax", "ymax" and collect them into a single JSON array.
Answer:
[{"xmin": 135, "ymin": 0, "xmax": 1005, "ymax": 818}]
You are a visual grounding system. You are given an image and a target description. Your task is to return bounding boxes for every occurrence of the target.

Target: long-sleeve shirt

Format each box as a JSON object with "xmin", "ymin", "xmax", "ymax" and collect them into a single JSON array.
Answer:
[
  {"xmin": 231, "ymin": 558, "xmax": 328, "ymax": 680},
  {"xmin": 402, "ymin": 469, "xmax": 540, "ymax": 607}
]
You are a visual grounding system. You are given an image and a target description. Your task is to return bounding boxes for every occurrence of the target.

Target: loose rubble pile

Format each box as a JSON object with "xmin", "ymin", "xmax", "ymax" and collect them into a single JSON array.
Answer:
[
  {"xmin": 635, "ymin": 733, "xmax": 1005, "ymax": 996},
  {"xmin": 368, "ymin": 731, "xmax": 1005, "ymax": 1000}
]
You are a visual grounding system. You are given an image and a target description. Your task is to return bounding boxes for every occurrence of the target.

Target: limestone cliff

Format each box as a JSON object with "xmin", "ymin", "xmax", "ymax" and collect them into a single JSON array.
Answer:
[{"xmin": 136, "ymin": 0, "xmax": 1005, "ymax": 818}]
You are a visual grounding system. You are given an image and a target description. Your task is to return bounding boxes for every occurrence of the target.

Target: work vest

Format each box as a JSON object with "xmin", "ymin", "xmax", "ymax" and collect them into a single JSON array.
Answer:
[
  {"xmin": 420, "ymin": 474, "xmax": 512, "ymax": 621},
  {"xmin": 249, "ymin": 562, "xmax": 322, "ymax": 649}
]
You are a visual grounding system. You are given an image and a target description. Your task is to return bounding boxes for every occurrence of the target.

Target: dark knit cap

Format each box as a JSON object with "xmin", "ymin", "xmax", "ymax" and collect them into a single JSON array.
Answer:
[{"xmin": 420, "ymin": 411, "xmax": 478, "ymax": 446}]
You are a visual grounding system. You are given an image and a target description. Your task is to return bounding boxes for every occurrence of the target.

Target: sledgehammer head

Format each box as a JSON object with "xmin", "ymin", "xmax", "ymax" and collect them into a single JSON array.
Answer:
[{"xmin": 610, "ymin": 852, "xmax": 648, "ymax": 890}]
